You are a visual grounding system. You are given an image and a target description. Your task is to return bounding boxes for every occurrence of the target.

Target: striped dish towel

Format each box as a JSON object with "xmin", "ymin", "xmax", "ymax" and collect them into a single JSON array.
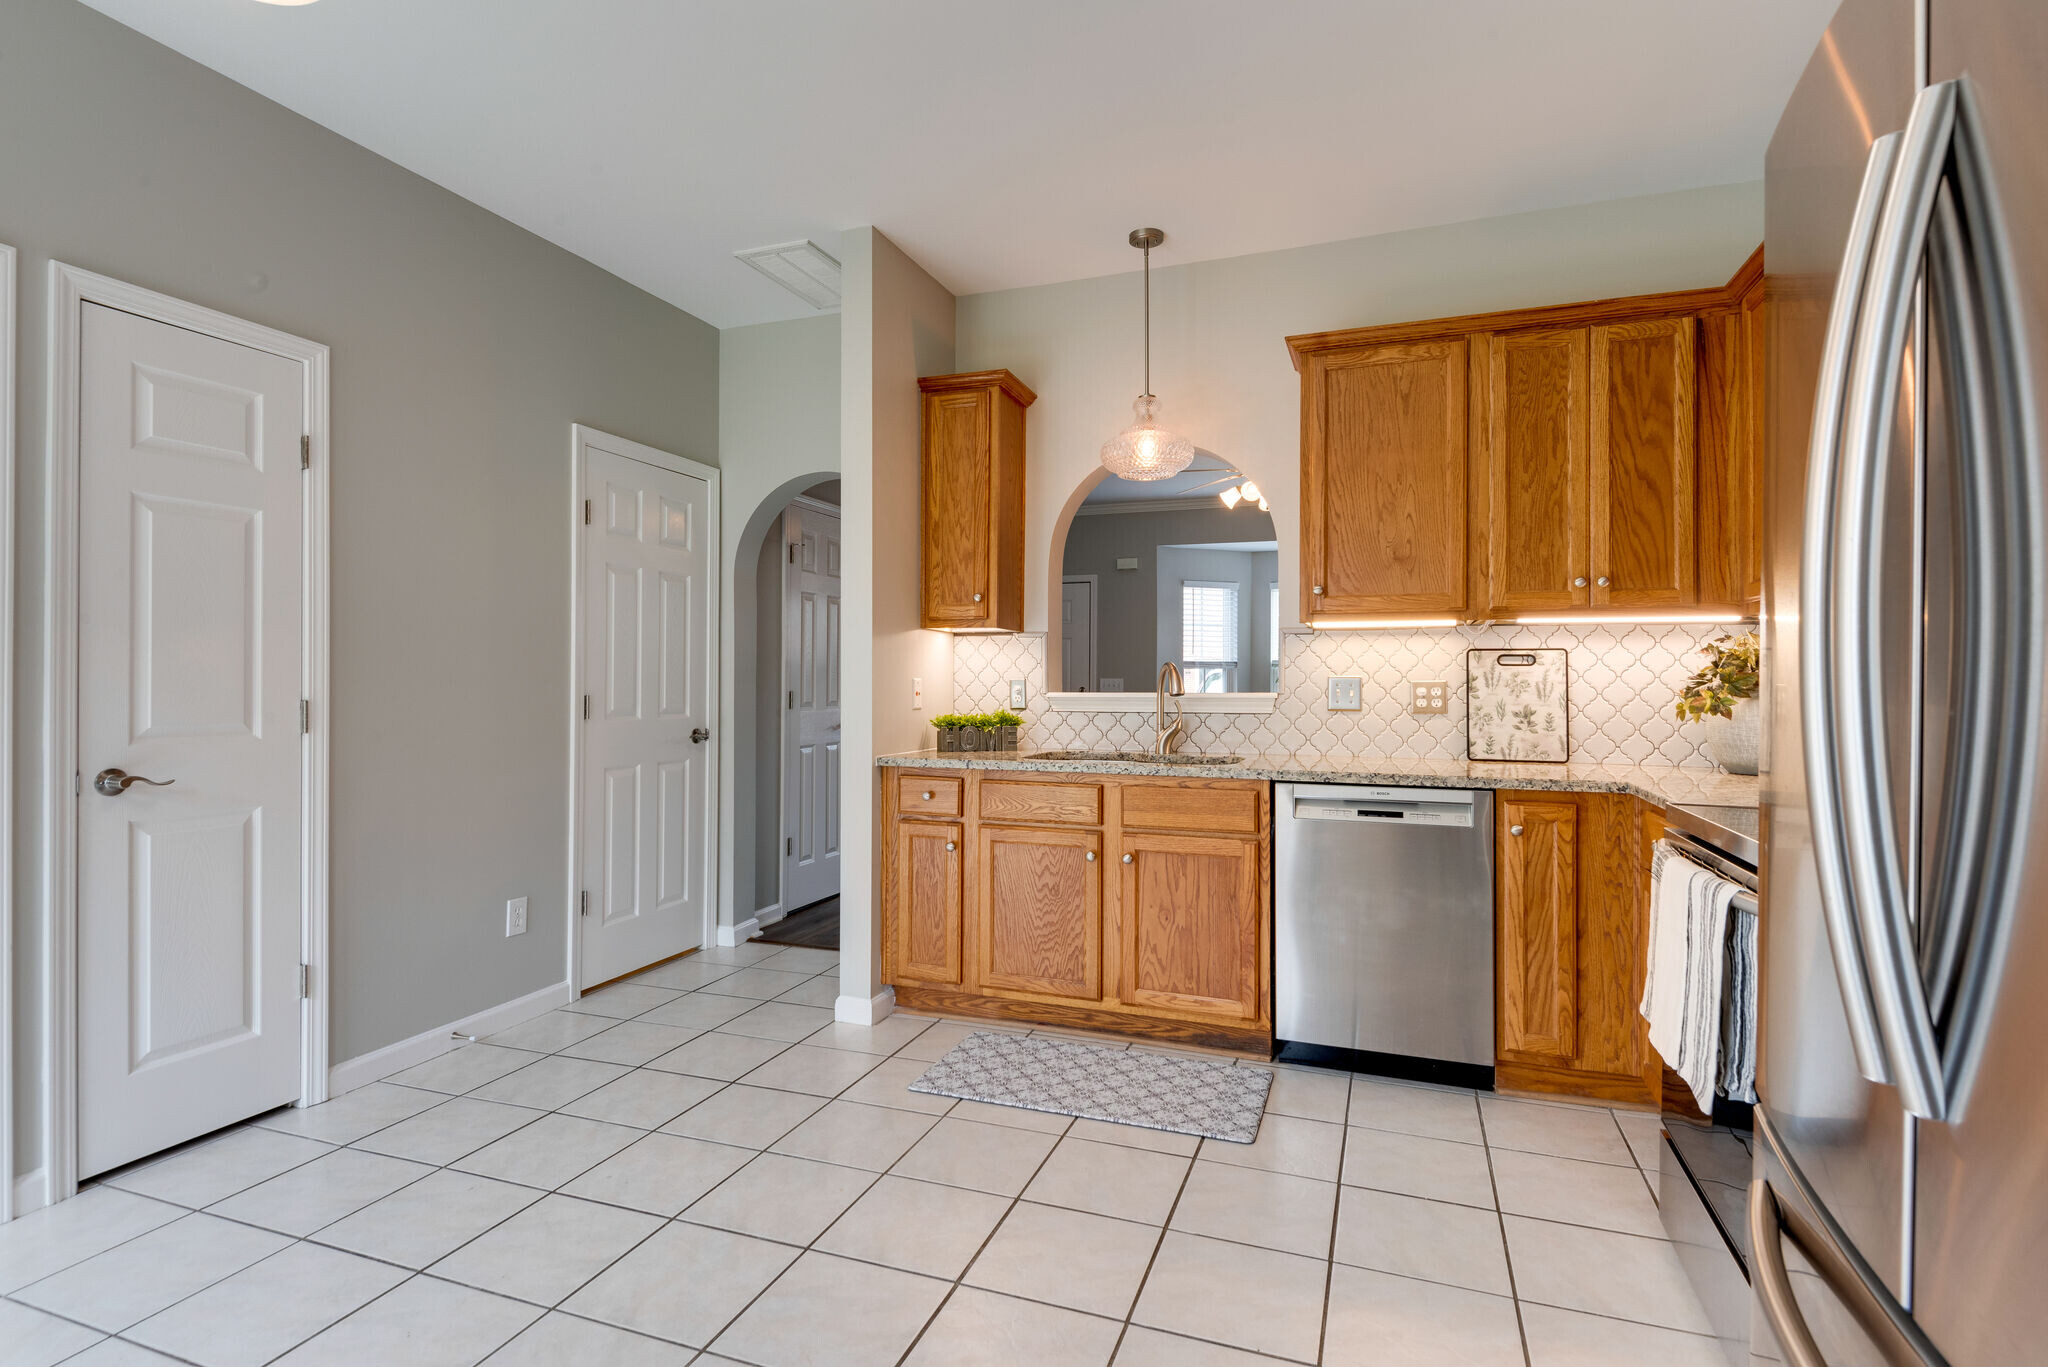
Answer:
[{"xmin": 1641, "ymin": 840, "xmax": 1744, "ymax": 1114}]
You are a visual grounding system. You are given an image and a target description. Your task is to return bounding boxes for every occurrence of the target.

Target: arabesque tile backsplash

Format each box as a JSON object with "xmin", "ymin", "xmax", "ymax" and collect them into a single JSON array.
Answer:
[{"xmin": 951, "ymin": 623, "xmax": 1739, "ymax": 768}]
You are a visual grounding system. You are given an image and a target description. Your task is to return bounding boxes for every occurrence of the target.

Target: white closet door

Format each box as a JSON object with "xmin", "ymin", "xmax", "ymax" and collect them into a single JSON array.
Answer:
[
  {"xmin": 581, "ymin": 445, "xmax": 712, "ymax": 986},
  {"xmin": 76, "ymin": 303, "xmax": 305, "ymax": 1178},
  {"xmin": 781, "ymin": 503, "xmax": 841, "ymax": 912}
]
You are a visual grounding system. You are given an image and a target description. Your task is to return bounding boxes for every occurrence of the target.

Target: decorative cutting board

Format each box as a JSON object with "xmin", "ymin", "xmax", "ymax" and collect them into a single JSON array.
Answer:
[{"xmin": 1466, "ymin": 648, "xmax": 1569, "ymax": 762}]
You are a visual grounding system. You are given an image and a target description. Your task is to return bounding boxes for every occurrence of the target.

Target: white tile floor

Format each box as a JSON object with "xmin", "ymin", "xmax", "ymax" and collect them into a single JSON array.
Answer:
[{"xmin": 0, "ymin": 942, "xmax": 1724, "ymax": 1366}]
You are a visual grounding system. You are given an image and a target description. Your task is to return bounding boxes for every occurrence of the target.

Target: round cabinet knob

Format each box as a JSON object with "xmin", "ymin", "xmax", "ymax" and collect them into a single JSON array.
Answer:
[
  {"xmin": 945, "ymin": 841, "xmax": 957, "ymax": 851},
  {"xmin": 1312, "ymin": 585, "xmax": 1325, "ymax": 596},
  {"xmin": 972, "ymin": 593, "xmax": 983, "ymax": 602},
  {"xmin": 1085, "ymin": 851, "xmax": 1097, "ymax": 862},
  {"xmin": 1573, "ymin": 577, "xmax": 1589, "ymax": 588},
  {"xmin": 1596, "ymin": 576, "xmax": 1611, "ymax": 588},
  {"xmin": 922, "ymin": 791, "xmax": 934, "ymax": 801},
  {"xmin": 1510, "ymin": 824, "xmax": 1525, "ymax": 836},
  {"xmin": 1122, "ymin": 853, "xmax": 1134, "ymax": 864}
]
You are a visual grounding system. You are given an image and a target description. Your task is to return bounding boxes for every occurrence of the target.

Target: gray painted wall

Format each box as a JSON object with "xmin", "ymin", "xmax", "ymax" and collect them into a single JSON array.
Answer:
[
  {"xmin": 1061, "ymin": 504, "xmax": 1279, "ymax": 691},
  {"xmin": 4, "ymin": 0, "xmax": 719, "ymax": 1170}
]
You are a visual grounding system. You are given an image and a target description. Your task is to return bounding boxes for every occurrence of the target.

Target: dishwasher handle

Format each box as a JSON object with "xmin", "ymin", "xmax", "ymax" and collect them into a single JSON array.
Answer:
[{"xmin": 1290, "ymin": 797, "xmax": 1476, "ymax": 828}]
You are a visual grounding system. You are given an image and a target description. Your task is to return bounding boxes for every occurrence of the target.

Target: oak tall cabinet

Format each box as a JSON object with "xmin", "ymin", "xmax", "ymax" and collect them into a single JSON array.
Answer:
[{"xmin": 918, "ymin": 370, "xmax": 1034, "ymax": 631}]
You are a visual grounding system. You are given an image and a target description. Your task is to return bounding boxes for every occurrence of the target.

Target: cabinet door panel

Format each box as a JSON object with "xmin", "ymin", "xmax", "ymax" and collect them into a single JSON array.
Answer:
[
  {"xmin": 892, "ymin": 821, "xmax": 963, "ymax": 985},
  {"xmin": 1497, "ymin": 796, "xmax": 1578, "ymax": 1061},
  {"xmin": 922, "ymin": 389, "xmax": 991, "ymax": 625},
  {"xmin": 1486, "ymin": 328, "xmax": 1590, "ymax": 612},
  {"xmin": 1304, "ymin": 339, "xmax": 1468, "ymax": 617},
  {"xmin": 1118, "ymin": 833, "xmax": 1262, "ymax": 1022},
  {"xmin": 978, "ymin": 825, "xmax": 1102, "ymax": 1001},
  {"xmin": 1590, "ymin": 317, "xmax": 1696, "ymax": 606}
]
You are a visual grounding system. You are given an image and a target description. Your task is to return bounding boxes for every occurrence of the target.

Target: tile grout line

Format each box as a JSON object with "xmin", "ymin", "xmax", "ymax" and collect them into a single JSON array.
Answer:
[{"xmin": 1476, "ymin": 1095, "xmax": 1536, "ymax": 1367}]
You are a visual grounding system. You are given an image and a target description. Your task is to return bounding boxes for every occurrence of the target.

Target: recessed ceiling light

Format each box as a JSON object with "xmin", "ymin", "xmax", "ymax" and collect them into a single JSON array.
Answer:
[{"xmin": 252, "ymin": 1, "xmax": 321, "ymax": 6}]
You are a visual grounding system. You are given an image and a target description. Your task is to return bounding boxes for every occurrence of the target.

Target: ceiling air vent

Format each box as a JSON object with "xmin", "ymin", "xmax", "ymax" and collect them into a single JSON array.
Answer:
[{"xmin": 734, "ymin": 239, "xmax": 842, "ymax": 310}]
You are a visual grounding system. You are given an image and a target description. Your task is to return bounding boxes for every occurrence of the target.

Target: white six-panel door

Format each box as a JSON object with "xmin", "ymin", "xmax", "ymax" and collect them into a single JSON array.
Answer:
[
  {"xmin": 580, "ymin": 442, "xmax": 713, "ymax": 987},
  {"xmin": 780, "ymin": 502, "xmax": 841, "ymax": 912},
  {"xmin": 76, "ymin": 303, "xmax": 306, "ymax": 1178}
]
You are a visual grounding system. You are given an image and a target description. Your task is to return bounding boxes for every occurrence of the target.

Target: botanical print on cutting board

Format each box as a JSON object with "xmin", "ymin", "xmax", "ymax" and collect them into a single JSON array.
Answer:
[{"xmin": 1466, "ymin": 648, "xmax": 1569, "ymax": 762}]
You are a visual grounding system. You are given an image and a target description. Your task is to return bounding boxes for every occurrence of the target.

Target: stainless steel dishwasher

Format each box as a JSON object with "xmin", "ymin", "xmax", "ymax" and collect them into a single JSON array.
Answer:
[{"xmin": 1274, "ymin": 782, "xmax": 1495, "ymax": 1084}]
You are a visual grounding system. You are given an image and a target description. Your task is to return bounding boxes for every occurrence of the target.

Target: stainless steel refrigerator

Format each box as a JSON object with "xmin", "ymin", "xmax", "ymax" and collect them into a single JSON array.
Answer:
[{"xmin": 1759, "ymin": 0, "xmax": 2048, "ymax": 1362}]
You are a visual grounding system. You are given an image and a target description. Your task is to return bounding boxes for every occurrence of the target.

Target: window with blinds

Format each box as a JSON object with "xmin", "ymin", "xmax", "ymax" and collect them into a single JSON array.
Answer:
[{"xmin": 1182, "ymin": 580, "xmax": 1239, "ymax": 692}]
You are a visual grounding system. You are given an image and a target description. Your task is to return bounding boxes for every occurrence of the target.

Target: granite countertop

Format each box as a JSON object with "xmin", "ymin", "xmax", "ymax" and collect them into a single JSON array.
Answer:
[{"xmin": 876, "ymin": 748, "xmax": 1758, "ymax": 810}]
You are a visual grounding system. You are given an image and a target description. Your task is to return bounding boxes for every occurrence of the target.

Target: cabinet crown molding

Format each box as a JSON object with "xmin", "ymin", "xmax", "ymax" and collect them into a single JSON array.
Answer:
[{"xmin": 918, "ymin": 368, "xmax": 1038, "ymax": 407}]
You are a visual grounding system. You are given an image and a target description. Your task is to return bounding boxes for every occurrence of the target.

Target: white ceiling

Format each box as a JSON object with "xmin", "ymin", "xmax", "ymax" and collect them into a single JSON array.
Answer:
[{"xmin": 80, "ymin": 0, "xmax": 1835, "ymax": 328}]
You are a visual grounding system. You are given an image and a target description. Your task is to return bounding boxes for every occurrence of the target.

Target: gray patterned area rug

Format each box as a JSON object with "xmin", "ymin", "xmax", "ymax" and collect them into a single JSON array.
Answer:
[{"xmin": 908, "ymin": 1031, "xmax": 1272, "ymax": 1143}]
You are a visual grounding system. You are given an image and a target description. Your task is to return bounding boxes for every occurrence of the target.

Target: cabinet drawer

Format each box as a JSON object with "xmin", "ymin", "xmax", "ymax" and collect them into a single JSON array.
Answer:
[
  {"xmin": 979, "ymin": 780, "xmax": 1102, "ymax": 825},
  {"xmin": 897, "ymin": 775, "xmax": 963, "ymax": 817},
  {"xmin": 1121, "ymin": 782, "xmax": 1262, "ymax": 835}
]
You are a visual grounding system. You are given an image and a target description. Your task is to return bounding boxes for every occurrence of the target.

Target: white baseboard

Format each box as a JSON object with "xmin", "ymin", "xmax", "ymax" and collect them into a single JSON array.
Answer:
[
  {"xmin": 10, "ymin": 1169, "xmax": 48, "ymax": 1220},
  {"xmin": 755, "ymin": 905, "xmax": 789, "ymax": 927},
  {"xmin": 327, "ymin": 979, "xmax": 574, "ymax": 1097},
  {"xmin": 835, "ymin": 987, "xmax": 895, "ymax": 1027},
  {"xmin": 717, "ymin": 917, "xmax": 761, "ymax": 948}
]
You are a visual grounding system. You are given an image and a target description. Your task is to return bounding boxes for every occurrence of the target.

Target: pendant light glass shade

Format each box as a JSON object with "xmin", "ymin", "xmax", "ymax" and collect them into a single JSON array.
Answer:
[{"xmin": 1100, "ymin": 394, "xmax": 1196, "ymax": 481}]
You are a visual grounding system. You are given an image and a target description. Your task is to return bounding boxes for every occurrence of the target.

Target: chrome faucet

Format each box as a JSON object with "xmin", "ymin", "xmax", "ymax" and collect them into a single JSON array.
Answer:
[{"xmin": 1154, "ymin": 661, "xmax": 1186, "ymax": 756}]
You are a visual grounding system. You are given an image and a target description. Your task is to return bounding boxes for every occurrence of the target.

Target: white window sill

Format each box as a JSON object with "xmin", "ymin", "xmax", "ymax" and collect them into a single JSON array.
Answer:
[{"xmin": 1045, "ymin": 691, "xmax": 1278, "ymax": 715}]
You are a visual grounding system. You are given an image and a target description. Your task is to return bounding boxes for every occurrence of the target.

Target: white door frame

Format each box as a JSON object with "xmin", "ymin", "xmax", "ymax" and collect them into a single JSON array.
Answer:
[
  {"xmin": 0, "ymin": 243, "xmax": 17, "ymax": 1221},
  {"xmin": 1061, "ymin": 574, "xmax": 1098, "ymax": 692},
  {"xmin": 39, "ymin": 263, "xmax": 332, "ymax": 1211},
  {"xmin": 564, "ymin": 424, "xmax": 721, "ymax": 991},
  {"xmin": 778, "ymin": 495, "xmax": 841, "ymax": 913}
]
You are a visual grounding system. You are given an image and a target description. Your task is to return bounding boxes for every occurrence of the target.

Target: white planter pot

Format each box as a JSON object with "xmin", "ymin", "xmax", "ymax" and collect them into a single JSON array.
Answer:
[{"xmin": 1701, "ymin": 698, "xmax": 1760, "ymax": 775}]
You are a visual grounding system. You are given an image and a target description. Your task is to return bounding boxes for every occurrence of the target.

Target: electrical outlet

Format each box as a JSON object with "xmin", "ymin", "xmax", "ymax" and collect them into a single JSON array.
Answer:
[
  {"xmin": 1326, "ymin": 676, "xmax": 1363, "ymax": 711},
  {"xmin": 1009, "ymin": 679, "xmax": 1028, "ymax": 709},
  {"xmin": 505, "ymin": 896, "xmax": 528, "ymax": 937},
  {"xmin": 1410, "ymin": 681, "xmax": 1450, "ymax": 715},
  {"xmin": 912, "ymin": 676, "xmax": 923, "ymax": 711}
]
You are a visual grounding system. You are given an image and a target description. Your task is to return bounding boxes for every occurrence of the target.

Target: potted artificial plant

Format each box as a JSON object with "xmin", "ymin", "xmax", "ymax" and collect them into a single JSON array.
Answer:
[
  {"xmin": 1675, "ymin": 632, "xmax": 1761, "ymax": 775},
  {"xmin": 931, "ymin": 714, "xmax": 981, "ymax": 752},
  {"xmin": 930, "ymin": 710, "xmax": 1024, "ymax": 752}
]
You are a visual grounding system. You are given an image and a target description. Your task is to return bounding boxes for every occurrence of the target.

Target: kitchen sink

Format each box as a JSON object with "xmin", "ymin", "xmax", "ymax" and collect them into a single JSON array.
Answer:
[{"xmin": 1032, "ymin": 750, "xmax": 1244, "ymax": 766}]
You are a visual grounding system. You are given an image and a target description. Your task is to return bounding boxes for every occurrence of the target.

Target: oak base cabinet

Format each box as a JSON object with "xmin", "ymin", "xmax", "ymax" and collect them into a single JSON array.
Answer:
[
  {"xmin": 881, "ymin": 770, "xmax": 1271, "ymax": 1052},
  {"xmin": 1494, "ymin": 790, "xmax": 1662, "ymax": 1106}
]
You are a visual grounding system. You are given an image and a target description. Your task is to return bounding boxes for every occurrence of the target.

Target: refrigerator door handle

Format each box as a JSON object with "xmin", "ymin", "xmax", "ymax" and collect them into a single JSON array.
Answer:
[
  {"xmin": 1836, "ymin": 80, "xmax": 1961, "ymax": 1121},
  {"xmin": 1799, "ymin": 128, "xmax": 1903, "ymax": 1085},
  {"xmin": 1749, "ymin": 1176, "xmax": 1948, "ymax": 1367},
  {"xmin": 1916, "ymin": 80, "xmax": 2043, "ymax": 1115},
  {"xmin": 1749, "ymin": 1179, "xmax": 1829, "ymax": 1367}
]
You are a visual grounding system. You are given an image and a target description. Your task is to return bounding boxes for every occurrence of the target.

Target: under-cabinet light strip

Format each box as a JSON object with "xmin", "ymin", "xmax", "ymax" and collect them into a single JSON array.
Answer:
[{"xmin": 1309, "ymin": 614, "xmax": 1753, "ymax": 630}]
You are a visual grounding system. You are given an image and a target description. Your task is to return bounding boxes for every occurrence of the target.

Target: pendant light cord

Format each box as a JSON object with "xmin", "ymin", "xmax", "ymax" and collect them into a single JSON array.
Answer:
[{"xmin": 1142, "ymin": 242, "xmax": 1152, "ymax": 399}]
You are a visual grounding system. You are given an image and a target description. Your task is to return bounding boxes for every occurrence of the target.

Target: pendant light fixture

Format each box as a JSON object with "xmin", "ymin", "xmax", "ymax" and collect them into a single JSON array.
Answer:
[{"xmin": 1099, "ymin": 228, "xmax": 1195, "ymax": 481}]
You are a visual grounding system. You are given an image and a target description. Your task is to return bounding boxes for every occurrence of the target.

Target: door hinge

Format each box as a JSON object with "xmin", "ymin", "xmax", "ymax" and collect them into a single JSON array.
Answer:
[
  {"xmin": 298, "ymin": 963, "xmax": 311, "ymax": 999},
  {"xmin": 789, "ymin": 543, "xmax": 797, "ymax": 563},
  {"xmin": 786, "ymin": 836, "xmax": 794, "ymax": 856},
  {"xmin": 300, "ymin": 699, "xmax": 310, "ymax": 734},
  {"xmin": 579, "ymin": 891, "xmax": 589, "ymax": 918},
  {"xmin": 300, "ymin": 434, "xmax": 310, "ymax": 469},
  {"xmin": 787, "ymin": 690, "xmax": 795, "ymax": 710},
  {"xmin": 583, "ymin": 499, "xmax": 592, "ymax": 525},
  {"xmin": 582, "ymin": 694, "xmax": 590, "ymax": 720}
]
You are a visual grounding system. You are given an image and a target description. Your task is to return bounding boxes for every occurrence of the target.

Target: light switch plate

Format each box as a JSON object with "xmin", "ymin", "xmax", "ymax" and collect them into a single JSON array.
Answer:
[
  {"xmin": 912, "ymin": 676, "xmax": 923, "ymax": 711},
  {"xmin": 1009, "ymin": 679, "xmax": 1028, "ymax": 709},
  {"xmin": 505, "ymin": 896, "xmax": 528, "ymax": 937},
  {"xmin": 1410, "ymin": 681, "xmax": 1449, "ymax": 715},
  {"xmin": 1327, "ymin": 676, "xmax": 1363, "ymax": 711}
]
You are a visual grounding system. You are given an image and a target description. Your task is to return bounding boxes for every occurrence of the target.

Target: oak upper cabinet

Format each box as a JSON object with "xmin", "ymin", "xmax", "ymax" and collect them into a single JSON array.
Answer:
[
  {"xmin": 1496, "ymin": 794, "xmax": 1579, "ymax": 1061},
  {"xmin": 1295, "ymin": 337, "xmax": 1470, "ymax": 621},
  {"xmin": 890, "ymin": 818, "xmax": 963, "ymax": 987},
  {"xmin": 919, "ymin": 370, "xmax": 1034, "ymax": 631},
  {"xmin": 976, "ymin": 823, "xmax": 1102, "ymax": 1004},
  {"xmin": 1115, "ymin": 832, "xmax": 1265, "ymax": 1024},
  {"xmin": 1590, "ymin": 317, "xmax": 1696, "ymax": 607},
  {"xmin": 1494, "ymin": 791, "xmax": 1660, "ymax": 1106},
  {"xmin": 1481, "ymin": 328, "xmax": 1590, "ymax": 613}
]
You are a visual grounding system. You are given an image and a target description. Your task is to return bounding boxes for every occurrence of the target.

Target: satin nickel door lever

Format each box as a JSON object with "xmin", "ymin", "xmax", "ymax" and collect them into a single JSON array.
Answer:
[{"xmin": 94, "ymin": 768, "xmax": 174, "ymax": 796}]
